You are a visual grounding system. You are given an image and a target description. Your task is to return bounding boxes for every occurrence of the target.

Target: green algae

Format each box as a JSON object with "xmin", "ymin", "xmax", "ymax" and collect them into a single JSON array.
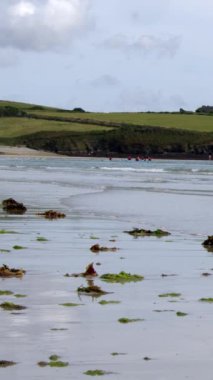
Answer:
[
  {"xmin": 0, "ymin": 290, "xmax": 13, "ymax": 296},
  {"xmin": 125, "ymin": 228, "xmax": 170, "ymax": 238},
  {"xmin": 13, "ymin": 245, "xmax": 26, "ymax": 250},
  {"xmin": 38, "ymin": 355, "xmax": 69, "ymax": 368},
  {"xmin": 84, "ymin": 369, "xmax": 110, "ymax": 376},
  {"xmin": 49, "ymin": 361, "xmax": 69, "ymax": 367},
  {"xmin": 0, "ymin": 302, "xmax": 26, "ymax": 311},
  {"xmin": 99, "ymin": 300, "xmax": 121, "ymax": 305},
  {"xmin": 60, "ymin": 303, "xmax": 83, "ymax": 307},
  {"xmin": 0, "ymin": 230, "xmax": 17, "ymax": 234},
  {"xmin": 200, "ymin": 298, "xmax": 213, "ymax": 303},
  {"xmin": 49, "ymin": 355, "xmax": 60, "ymax": 361},
  {"xmin": 36, "ymin": 237, "xmax": 48, "ymax": 242},
  {"xmin": 158, "ymin": 293, "xmax": 181, "ymax": 298},
  {"xmin": 90, "ymin": 235, "xmax": 99, "ymax": 240},
  {"xmin": 100, "ymin": 271, "xmax": 144, "ymax": 284},
  {"xmin": 118, "ymin": 317, "xmax": 144, "ymax": 324},
  {"xmin": 176, "ymin": 311, "xmax": 188, "ymax": 317}
]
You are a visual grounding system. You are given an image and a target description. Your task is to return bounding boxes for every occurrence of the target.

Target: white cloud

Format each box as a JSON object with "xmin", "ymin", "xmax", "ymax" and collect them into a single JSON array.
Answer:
[
  {"xmin": 101, "ymin": 33, "xmax": 181, "ymax": 58},
  {"xmin": 0, "ymin": 0, "xmax": 91, "ymax": 52}
]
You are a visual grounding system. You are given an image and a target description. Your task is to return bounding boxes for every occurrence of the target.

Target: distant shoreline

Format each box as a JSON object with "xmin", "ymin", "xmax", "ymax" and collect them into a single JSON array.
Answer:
[{"xmin": 0, "ymin": 145, "xmax": 211, "ymax": 161}]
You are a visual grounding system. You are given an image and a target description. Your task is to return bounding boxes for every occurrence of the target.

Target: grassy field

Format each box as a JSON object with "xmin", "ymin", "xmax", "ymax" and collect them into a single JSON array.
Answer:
[
  {"xmin": 27, "ymin": 110, "xmax": 213, "ymax": 132},
  {"xmin": 0, "ymin": 118, "xmax": 112, "ymax": 138},
  {"xmin": 1, "ymin": 100, "xmax": 213, "ymax": 132},
  {"xmin": 0, "ymin": 100, "xmax": 213, "ymax": 156}
]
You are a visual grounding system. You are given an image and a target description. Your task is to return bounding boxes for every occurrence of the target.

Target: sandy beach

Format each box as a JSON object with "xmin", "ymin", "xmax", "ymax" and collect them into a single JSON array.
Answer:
[
  {"xmin": 0, "ymin": 156, "xmax": 212, "ymax": 379},
  {"xmin": 0, "ymin": 145, "xmax": 58, "ymax": 157}
]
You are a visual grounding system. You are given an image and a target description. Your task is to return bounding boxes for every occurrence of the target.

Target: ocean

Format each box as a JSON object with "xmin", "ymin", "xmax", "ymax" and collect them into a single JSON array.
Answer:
[{"xmin": 0, "ymin": 157, "xmax": 212, "ymax": 379}]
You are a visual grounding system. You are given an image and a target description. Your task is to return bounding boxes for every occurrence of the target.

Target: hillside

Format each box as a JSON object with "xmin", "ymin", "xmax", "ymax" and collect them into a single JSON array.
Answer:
[{"xmin": 0, "ymin": 101, "xmax": 213, "ymax": 158}]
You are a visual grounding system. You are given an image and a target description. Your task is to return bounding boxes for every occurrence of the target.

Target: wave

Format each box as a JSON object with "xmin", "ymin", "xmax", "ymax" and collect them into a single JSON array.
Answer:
[{"xmin": 99, "ymin": 167, "xmax": 165, "ymax": 173}]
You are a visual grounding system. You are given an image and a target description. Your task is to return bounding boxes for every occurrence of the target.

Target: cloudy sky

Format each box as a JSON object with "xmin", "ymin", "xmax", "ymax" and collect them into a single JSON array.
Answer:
[{"xmin": 0, "ymin": 0, "xmax": 212, "ymax": 112}]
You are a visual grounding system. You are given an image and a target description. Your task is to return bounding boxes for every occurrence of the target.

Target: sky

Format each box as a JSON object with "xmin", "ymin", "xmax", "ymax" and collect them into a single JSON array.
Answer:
[{"xmin": 0, "ymin": 0, "xmax": 212, "ymax": 112}]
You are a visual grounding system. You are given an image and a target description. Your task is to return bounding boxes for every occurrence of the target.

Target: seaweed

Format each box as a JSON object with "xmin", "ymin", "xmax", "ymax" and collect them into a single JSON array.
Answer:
[
  {"xmin": 66, "ymin": 263, "xmax": 97, "ymax": 278},
  {"xmin": 118, "ymin": 318, "xmax": 144, "ymax": 324},
  {"xmin": 0, "ymin": 264, "xmax": 25, "ymax": 278},
  {"xmin": 0, "ymin": 302, "xmax": 26, "ymax": 311},
  {"xmin": 200, "ymin": 298, "xmax": 213, "ymax": 303},
  {"xmin": 176, "ymin": 311, "xmax": 188, "ymax": 317},
  {"xmin": 0, "ymin": 360, "xmax": 16, "ymax": 367},
  {"xmin": 38, "ymin": 355, "xmax": 69, "ymax": 368},
  {"xmin": 14, "ymin": 294, "xmax": 27, "ymax": 298},
  {"xmin": 99, "ymin": 300, "xmax": 120, "ymax": 305},
  {"xmin": 90, "ymin": 235, "xmax": 99, "ymax": 240},
  {"xmin": 50, "ymin": 328, "xmax": 68, "ymax": 331},
  {"xmin": 36, "ymin": 237, "xmax": 48, "ymax": 242},
  {"xmin": 0, "ymin": 230, "xmax": 17, "ymax": 234},
  {"xmin": 202, "ymin": 236, "xmax": 213, "ymax": 247},
  {"xmin": 37, "ymin": 210, "xmax": 66, "ymax": 219},
  {"xmin": 161, "ymin": 273, "xmax": 177, "ymax": 277},
  {"xmin": 0, "ymin": 249, "xmax": 10, "ymax": 253},
  {"xmin": 84, "ymin": 369, "xmax": 112, "ymax": 376},
  {"xmin": 0, "ymin": 290, "xmax": 13, "ymax": 296},
  {"xmin": 158, "ymin": 293, "xmax": 181, "ymax": 298},
  {"xmin": 49, "ymin": 361, "xmax": 69, "ymax": 367},
  {"xmin": 100, "ymin": 271, "xmax": 144, "ymax": 284},
  {"xmin": 77, "ymin": 285, "xmax": 110, "ymax": 297},
  {"xmin": 124, "ymin": 228, "xmax": 170, "ymax": 238},
  {"xmin": 2, "ymin": 198, "xmax": 27, "ymax": 214},
  {"xmin": 60, "ymin": 303, "xmax": 83, "ymax": 307},
  {"xmin": 111, "ymin": 352, "xmax": 126, "ymax": 356},
  {"xmin": 49, "ymin": 355, "xmax": 60, "ymax": 361},
  {"xmin": 90, "ymin": 244, "xmax": 118, "ymax": 253},
  {"xmin": 13, "ymin": 245, "xmax": 26, "ymax": 250},
  {"xmin": 153, "ymin": 309, "xmax": 175, "ymax": 313}
]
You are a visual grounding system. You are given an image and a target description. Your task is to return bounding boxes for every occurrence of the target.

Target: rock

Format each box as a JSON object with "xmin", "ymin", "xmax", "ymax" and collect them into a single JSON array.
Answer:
[{"xmin": 2, "ymin": 198, "xmax": 27, "ymax": 214}]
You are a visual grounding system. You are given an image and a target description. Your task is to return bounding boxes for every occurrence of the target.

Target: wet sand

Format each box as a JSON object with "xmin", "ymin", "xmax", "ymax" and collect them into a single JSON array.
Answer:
[{"xmin": 0, "ymin": 157, "xmax": 212, "ymax": 379}]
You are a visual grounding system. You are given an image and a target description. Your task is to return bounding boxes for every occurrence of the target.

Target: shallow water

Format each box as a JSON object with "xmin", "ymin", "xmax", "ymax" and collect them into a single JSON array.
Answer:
[{"xmin": 0, "ymin": 157, "xmax": 212, "ymax": 379}]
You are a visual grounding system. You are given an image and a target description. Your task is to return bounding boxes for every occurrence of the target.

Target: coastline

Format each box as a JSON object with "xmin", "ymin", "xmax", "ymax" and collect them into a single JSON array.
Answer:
[
  {"xmin": 0, "ymin": 145, "xmax": 211, "ymax": 161},
  {"xmin": 0, "ymin": 145, "xmax": 59, "ymax": 157}
]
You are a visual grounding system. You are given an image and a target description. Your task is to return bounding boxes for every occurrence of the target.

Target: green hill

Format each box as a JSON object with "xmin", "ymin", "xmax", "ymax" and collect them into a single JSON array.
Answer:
[{"xmin": 0, "ymin": 100, "xmax": 213, "ymax": 158}]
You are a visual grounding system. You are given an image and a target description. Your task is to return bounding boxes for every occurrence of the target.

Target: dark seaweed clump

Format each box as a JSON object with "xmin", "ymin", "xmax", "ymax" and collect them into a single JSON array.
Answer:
[
  {"xmin": 77, "ymin": 285, "xmax": 110, "ymax": 297},
  {"xmin": 0, "ymin": 302, "xmax": 26, "ymax": 311},
  {"xmin": 0, "ymin": 264, "xmax": 25, "ymax": 278},
  {"xmin": 0, "ymin": 360, "xmax": 16, "ymax": 367},
  {"xmin": 202, "ymin": 236, "xmax": 213, "ymax": 251},
  {"xmin": 2, "ymin": 198, "xmax": 27, "ymax": 214},
  {"xmin": 37, "ymin": 210, "xmax": 66, "ymax": 219},
  {"xmin": 90, "ymin": 244, "xmax": 118, "ymax": 253}
]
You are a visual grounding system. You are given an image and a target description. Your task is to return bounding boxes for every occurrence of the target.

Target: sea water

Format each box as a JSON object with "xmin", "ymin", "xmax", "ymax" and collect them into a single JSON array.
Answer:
[{"xmin": 0, "ymin": 157, "xmax": 212, "ymax": 379}]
